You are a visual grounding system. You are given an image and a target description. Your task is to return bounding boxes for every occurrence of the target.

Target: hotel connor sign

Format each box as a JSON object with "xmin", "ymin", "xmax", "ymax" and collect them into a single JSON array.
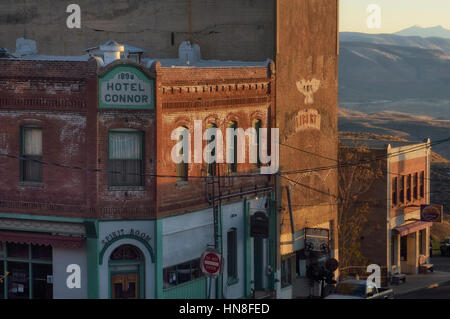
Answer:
[{"xmin": 99, "ymin": 65, "xmax": 155, "ymax": 109}]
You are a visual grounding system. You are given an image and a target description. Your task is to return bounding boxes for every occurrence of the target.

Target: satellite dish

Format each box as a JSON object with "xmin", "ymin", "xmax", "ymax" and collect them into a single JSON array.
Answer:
[{"xmin": 325, "ymin": 258, "xmax": 339, "ymax": 272}]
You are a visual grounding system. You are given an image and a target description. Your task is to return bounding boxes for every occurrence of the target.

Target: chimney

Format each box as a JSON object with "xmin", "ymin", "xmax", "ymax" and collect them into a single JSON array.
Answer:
[
  {"xmin": 14, "ymin": 37, "xmax": 37, "ymax": 57},
  {"xmin": 178, "ymin": 41, "xmax": 201, "ymax": 65},
  {"xmin": 100, "ymin": 40, "xmax": 124, "ymax": 65}
]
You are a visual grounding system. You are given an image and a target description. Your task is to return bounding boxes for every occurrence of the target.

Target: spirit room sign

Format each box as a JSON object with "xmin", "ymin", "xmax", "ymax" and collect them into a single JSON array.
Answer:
[{"xmin": 99, "ymin": 65, "xmax": 155, "ymax": 109}]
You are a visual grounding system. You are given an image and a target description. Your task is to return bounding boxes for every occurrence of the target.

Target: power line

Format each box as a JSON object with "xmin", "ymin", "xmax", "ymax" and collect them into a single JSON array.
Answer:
[
  {"xmin": 283, "ymin": 137, "xmax": 450, "ymax": 176},
  {"xmin": 0, "ymin": 137, "xmax": 448, "ymax": 180}
]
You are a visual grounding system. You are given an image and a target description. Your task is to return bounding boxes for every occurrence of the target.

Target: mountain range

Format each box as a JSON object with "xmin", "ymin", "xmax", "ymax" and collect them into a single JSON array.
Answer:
[
  {"xmin": 394, "ymin": 25, "xmax": 450, "ymax": 39},
  {"xmin": 339, "ymin": 29, "xmax": 450, "ymax": 116}
]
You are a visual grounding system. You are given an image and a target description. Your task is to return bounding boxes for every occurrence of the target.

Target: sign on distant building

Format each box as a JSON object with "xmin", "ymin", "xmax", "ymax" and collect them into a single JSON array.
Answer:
[
  {"xmin": 420, "ymin": 205, "xmax": 443, "ymax": 223},
  {"xmin": 99, "ymin": 65, "xmax": 155, "ymax": 109}
]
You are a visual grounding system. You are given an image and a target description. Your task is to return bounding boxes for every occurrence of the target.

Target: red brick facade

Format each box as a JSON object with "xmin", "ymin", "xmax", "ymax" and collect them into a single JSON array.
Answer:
[{"xmin": 0, "ymin": 58, "xmax": 275, "ymax": 220}]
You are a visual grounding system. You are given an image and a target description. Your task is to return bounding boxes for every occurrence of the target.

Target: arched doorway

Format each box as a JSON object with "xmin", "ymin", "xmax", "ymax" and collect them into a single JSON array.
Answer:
[{"xmin": 109, "ymin": 245, "xmax": 144, "ymax": 299}]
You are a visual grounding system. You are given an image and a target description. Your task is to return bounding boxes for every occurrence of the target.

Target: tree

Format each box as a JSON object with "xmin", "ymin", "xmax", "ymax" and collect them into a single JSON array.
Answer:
[{"xmin": 338, "ymin": 141, "xmax": 384, "ymax": 268}]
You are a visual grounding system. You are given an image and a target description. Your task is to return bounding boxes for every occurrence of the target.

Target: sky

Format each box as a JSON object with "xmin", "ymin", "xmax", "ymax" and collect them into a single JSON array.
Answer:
[{"xmin": 340, "ymin": 0, "xmax": 450, "ymax": 34}]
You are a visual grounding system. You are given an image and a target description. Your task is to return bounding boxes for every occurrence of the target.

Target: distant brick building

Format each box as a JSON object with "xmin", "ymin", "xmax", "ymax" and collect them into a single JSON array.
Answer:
[
  {"xmin": 339, "ymin": 138, "xmax": 434, "ymax": 283},
  {"xmin": 0, "ymin": 40, "xmax": 276, "ymax": 299}
]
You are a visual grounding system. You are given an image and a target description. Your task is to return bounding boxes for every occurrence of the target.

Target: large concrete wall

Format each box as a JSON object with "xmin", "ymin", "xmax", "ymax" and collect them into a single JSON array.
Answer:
[{"xmin": 0, "ymin": 0, "xmax": 274, "ymax": 61}]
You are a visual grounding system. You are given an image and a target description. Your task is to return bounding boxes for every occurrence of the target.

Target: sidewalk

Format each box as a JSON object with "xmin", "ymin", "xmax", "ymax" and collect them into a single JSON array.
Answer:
[{"xmin": 391, "ymin": 271, "xmax": 450, "ymax": 296}]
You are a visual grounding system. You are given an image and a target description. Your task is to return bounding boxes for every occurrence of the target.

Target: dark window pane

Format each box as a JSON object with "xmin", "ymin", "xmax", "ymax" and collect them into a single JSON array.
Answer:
[
  {"xmin": 110, "ymin": 245, "xmax": 143, "ymax": 261},
  {"xmin": 281, "ymin": 257, "xmax": 292, "ymax": 288},
  {"xmin": 32, "ymin": 264, "xmax": 53, "ymax": 299},
  {"xmin": 163, "ymin": 266, "xmax": 177, "ymax": 289},
  {"xmin": 413, "ymin": 173, "xmax": 418, "ymax": 200},
  {"xmin": 31, "ymin": 245, "xmax": 52, "ymax": 261},
  {"xmin": 22, "ymin": 156, "xmax": 43, "ymax": 182},
  {"xmin": 191, "ymin": 259, "xmax": 202, "ymax": 280},
  {"xmin": 7, "ymin": 243, "xmax": 29, "ymax": 259},
  {"xmin": 7, "ymin": 262, "xmax": 29, "ymax": 299},
  {"xmin": 227, "ymin": 229, "xmax": 237, "ymax": 279},
  {"xmin": 109, "ymin": 159, "xmax": 143, "ymax": 186},
  {"xmin": 177, "ymin": 261, "xmax": 192, "ymax": 285},
  {"xmin": 401, "ymin": 237, "xmax": 407, "ymax": 261}
]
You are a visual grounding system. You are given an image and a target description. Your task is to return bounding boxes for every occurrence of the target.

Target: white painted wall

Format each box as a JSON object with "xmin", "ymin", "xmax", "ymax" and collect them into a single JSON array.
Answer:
[
  {"xmin": 98, "ymin": 220, "xmax": 155, "ymax": 299},
  {"xmin": 162, "ymin": 208, "xmax": 214, "ymax": 268}
]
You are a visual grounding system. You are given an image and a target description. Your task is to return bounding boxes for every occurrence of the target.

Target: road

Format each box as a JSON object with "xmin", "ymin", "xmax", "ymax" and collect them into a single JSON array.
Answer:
[
  {"xmin": 431, "ymin": 256, "xmax": 450, "ymax": 272},
  {"xmin": 397, "ymin": 282, "xmax": 450, "ymax": 299},
  {"xmin": 396, "ymin": 256, "xmax": 450, "ymax": 299}
]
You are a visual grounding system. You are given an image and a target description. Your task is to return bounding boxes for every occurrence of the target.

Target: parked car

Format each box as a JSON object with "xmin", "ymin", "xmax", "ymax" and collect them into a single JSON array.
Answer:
[
  {"xmin": 440, "ymin": 237, "xmax": 450, "ymax": 256},
  {"xmin": 324, "ymin": 280, "xmax": 394, "ymax": 299}
]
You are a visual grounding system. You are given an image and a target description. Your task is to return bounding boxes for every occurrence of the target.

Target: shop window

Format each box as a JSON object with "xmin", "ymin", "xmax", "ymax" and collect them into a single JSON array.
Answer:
[
  {"xmin": 227, "ymin": 228, "xmax": 238, "ymax": 281},
  {"xmin": 413, "ymin": 173, "xmax": 418, "ymax": 200},
  {"xmin": 7, "ymin": 243, "xmax": 28, "ymax": 259},
  {"xmin": 7, "ymin": 262, "xmax": 29, "ymax": 299},
  {"xmin": 227, "ymin": 122, "xmax": 238, "ymax": 174},
  {"xmin": 420, "ymin": 171, "xmax": 425, "ymax": 198},
  {"xmin": 419, "ymin": 230, "xmax": 425, "ymax": 255},
  {"xmin": 174, "ymin": 127, "xmax": 189, "ymax": 182},
  {"xmin": 0, "ymin": 261, "xmax": 4, "ymax": 299},
  {"xmin": 163, "ymin": 259, "xmax": 204, "ymax": 290},
  {"xmin": 31, "ymin": 245, "xmax": 52, "ymax": 261},
  {"xmin": 0, "ymin": 242, "xmax": 53, "ymax": 299},
  {"xmin": 32, "ymin": 264, "xmax": 53, "ymax": 299},
  {"xmin": 399, "ymin": 176, "xmax": 405, "ymax": 204},
  {"xmin": 108, "ymin": 130, "xmax": 144, "ymax": 186},
  {"xmin": 295, "ymin": 251, "xmax": 307, "ymax": 278},
  {"xmin": 406, "ymin": 174, "xmax": 412, "ymax": 202},
  {"xmin": 392, "ymin": 177, "xmax": 398, "ymax": 206},
  {"xmin": 281, "ymin": 256, "xmax": 292, "ymax": 288},
  {"xmin": 21, "ymin": 127, "xmax": 43, "ymax": 183},
  {"xmin": 391, "ymin": 236, "xmax": 395, "ymax": 266},
  {"xmin": 400, "ymin": 237, "xmax": 407, "ymax": 261}
]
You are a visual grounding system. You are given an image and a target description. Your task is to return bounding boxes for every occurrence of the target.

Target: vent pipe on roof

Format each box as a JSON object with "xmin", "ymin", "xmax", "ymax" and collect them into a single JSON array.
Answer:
[{"xmin": 100, "ymin": 40, "xmax": 124, "ymax": 65}]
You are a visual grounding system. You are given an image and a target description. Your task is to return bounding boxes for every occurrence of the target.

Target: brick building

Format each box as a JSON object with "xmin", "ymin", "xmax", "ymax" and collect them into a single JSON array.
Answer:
[
  {"xmin": 339, "ymin": 138, "xmax": 435, "ymax": 283},
  {"xmin": 0, "ymin": 39, "xmax": 277, "ymax": 299},
  {"xmin": 0, "ymin": 0, "xmax": 340, "ymax": 299}
]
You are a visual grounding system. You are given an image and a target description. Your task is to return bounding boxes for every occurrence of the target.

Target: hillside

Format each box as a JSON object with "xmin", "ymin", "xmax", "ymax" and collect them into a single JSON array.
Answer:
[
  {"xmin": 339, "ymin": 40, "xmax": 450, "ymax": 103},
  {"xmin": 339, "ymin": 109, "xmax": 450, "ymax": 159},
  {"xmin": 338, "ymin": 131, "xmax": 449, "ymax": 163},
  {"xmin": 395, "ymin": 25, "xmax": 450, "ymax": 39}
]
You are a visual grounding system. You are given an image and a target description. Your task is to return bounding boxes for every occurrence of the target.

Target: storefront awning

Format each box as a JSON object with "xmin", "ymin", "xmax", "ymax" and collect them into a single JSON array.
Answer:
[
  {"xmin": 393, "ymin": 221, "xmax": 433, "ymax": 237},
  {"xmin": 0, "ymin": 231, "xmax": 85, "ymax": 248}
]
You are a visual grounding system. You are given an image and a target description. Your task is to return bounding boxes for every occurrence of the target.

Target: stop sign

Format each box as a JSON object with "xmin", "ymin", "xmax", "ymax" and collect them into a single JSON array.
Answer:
[{"xmin": 200, "ymin": 250, "xmax": 222, "ymax": 277}]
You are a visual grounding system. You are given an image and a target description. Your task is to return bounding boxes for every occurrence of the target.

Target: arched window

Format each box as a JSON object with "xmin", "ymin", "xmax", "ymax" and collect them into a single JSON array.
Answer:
[
  {"xmin": 110, "ymin": 245, "xmax": 144, "ymax": 261},
  {"xmin": 174, "ymin": 126, "xmax": 189, "ymax": 182},
  {"xmin": 227, "ymin": 121, "xmax": 238, "ymax": 174},
  {"xmin": 206, "ymin": 124, "xmax": 217, "ymax": 176},
  {"xmin": 253, "ymin": 120, "xmax": 262, "ymax": 168}
]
